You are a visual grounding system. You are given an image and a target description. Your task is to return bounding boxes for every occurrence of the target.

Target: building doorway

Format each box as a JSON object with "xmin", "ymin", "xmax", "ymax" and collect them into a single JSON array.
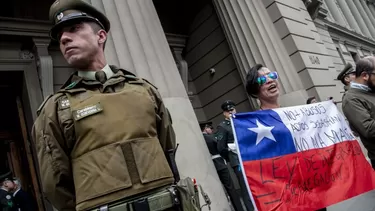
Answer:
[{"xmin": 0, "ymin": 69, "xmax": 44, "ymax": 211}]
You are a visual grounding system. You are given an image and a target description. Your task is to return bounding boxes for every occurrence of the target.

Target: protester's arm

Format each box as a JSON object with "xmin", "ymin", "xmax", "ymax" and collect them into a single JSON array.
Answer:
[
  {"xmin": 32, "ymin": 99, "xmax": 75, "ymax": 211},
  {"xmin": 343, "ymin": 98, "xmax": 375, "ymax": 139}
]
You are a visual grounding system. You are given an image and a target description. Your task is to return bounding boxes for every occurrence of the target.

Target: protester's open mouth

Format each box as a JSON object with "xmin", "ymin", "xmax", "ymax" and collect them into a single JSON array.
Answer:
[{"xmin": 268, "ymin": 84, "xmax": 278, "ymax": 92}]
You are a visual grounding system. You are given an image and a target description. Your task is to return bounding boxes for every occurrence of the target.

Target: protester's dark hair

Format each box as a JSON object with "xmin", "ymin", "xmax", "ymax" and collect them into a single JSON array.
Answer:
[
  {"xmin": 246, "ymin": 64, "xmax": 264, "ymax": 98},
  {"xmin": 306, "ymin": 96, "xmax": 316, "ymax": 104},
  {"xmin": 355, "ymin": 57, "xmax": 375, "ymax": 77}
]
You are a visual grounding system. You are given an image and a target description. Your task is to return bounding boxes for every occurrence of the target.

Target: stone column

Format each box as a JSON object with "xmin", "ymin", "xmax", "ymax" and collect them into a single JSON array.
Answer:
[
  {"xmin": 84, "ymin": 0, "xmax": 230, "ymax": 210},
  {"xmin": 344, "ymin": 0, "xmax": 372, "ymax": 37},
  {"xmin": 212, "ymin": 0, "xmax": 307, "ymax": 106},
  {"xmin": 368, "ymin": 2, "xmax": 375, "ymax": 18},
  {"xmin": 336, "ymin": 0, "xmax": 363, "ymax": 34},
  {"xmin": 353, "ymin": 0, "xmax": 375, "ymax": 38},
  {"xmin": 33, "ymin": 38, "xmax": 54, "ymax": 98},
  {"xmin": 324, "ymin": 0, "xmax": 348, "ymax": 27},
  {"xmin": 360, "ymin": 0, "xmax": 375, "ymax": 30},
  {"xmin": 166, "ymin": 33, "xmax": 189, "ymax": 91}
]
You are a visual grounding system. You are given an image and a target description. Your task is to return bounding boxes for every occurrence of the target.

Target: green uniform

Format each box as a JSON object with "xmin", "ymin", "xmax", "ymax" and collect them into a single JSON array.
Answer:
[{"xmin": 32, "ymin": 67, "xmax": 176, "ymax": 211}]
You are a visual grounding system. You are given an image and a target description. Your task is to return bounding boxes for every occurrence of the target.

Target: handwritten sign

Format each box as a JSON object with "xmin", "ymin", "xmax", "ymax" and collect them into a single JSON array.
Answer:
[{"xmin": 232, "ymin": 101, "xmax": 375, "ymax": 211}]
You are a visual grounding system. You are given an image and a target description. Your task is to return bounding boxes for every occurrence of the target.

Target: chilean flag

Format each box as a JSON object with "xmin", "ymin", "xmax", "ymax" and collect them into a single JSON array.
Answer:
[{"xmin": 231, "ymin": 101, "xmax": 375, "ymax": 211}]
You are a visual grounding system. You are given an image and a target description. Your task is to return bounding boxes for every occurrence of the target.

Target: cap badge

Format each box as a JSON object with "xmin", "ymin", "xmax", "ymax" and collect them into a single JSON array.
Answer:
[{"xmin": 57, "ymin": 12, "xmax": 64, "ymax": 21}]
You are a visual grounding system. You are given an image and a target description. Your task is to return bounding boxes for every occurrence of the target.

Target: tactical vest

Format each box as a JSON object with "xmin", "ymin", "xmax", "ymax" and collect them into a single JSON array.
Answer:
[{"xmin": 61, "ymin": 79, "xmax": 174, "ymax": 210}]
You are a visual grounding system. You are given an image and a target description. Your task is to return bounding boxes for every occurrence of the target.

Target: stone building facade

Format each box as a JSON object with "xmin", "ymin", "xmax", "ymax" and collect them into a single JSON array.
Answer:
[{"xmin": 0, "ymin": 0, "xmax": 375, "ymax": 210}]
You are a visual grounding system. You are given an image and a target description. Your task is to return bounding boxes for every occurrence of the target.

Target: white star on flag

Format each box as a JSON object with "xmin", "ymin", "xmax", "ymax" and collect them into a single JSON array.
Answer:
[{"xmin": 248, "ymin": 119, "xmax": 277, "ymax": 145}]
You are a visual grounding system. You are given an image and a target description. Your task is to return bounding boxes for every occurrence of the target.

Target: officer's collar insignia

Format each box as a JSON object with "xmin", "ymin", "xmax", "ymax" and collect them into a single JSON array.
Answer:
[
  {"xmin": 217, "ymin": 134, "xmax": 223, "ymax": 141},
  {"xmin": 59, "ymin": 99, "xmax": 70, "ymax": 109},
  {"xmin": 66, "ymin": 81, "xmax": 77, "ymax": 89},
  {"xmin": 57, "ymin": 12, "xmax": 64, "ymax": 21}
]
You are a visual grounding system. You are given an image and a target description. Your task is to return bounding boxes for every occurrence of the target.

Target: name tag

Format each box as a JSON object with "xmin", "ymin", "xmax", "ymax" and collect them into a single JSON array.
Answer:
[{"xmin": 72, "ymin": 103, "xmax": 103, "ymax": 121}]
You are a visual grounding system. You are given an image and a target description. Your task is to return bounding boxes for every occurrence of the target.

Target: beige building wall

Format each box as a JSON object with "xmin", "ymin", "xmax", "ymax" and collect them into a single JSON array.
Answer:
[
  {"xmin": 184, "ymin": 4, "xmax": 251, "ymax": 127},
  {"xmin": 315, "ymin": 0, "xmax": 375, "ymax": 104},
  {"xmin": 264, "ymin": 0, "xmax": 340, "ymax": 104}
]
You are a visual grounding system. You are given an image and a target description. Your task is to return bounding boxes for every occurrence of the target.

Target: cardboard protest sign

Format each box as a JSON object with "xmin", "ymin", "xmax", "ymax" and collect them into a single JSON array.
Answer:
[{"xmin": 231, "ymin": 101, "xmax": 375, "ymax": 211}]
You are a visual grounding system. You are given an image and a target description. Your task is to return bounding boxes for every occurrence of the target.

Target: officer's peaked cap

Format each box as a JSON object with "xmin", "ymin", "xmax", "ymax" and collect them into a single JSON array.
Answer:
[
  {"xmin": 221, "ymin": 100, "xmax": 236, "ymax": 111},
  {"xmin": 337, "ymin": 62, "xmax": 355, "ymax": 80},
  {"xmin": 49, "ymin": 0, "xmax": 110, "ymax": 40},
  {"xmin": 199, "ymin": 121, "xmax": 213, "ymax": 131},
  {"xmin": 0, "ymin": 171, "xmax": 12, "ymax": 184}
]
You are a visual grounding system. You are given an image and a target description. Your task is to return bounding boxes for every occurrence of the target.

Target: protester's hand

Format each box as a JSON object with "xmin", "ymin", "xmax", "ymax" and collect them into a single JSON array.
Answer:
[{"xmin": 327, "ymin": 96, "xmax": 337, "ymax": 105}]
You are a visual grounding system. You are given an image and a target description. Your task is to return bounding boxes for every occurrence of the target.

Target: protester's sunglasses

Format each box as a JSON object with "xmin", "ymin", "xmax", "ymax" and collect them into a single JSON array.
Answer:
[{"xmin": 257, "ymin": 71, "xmax": 278, "ymax": 85}]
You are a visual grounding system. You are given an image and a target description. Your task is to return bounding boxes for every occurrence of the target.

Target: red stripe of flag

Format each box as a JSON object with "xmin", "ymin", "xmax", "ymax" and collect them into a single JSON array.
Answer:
[{"xmin": 243, "ymin": 140, "xmax": 375, "ymax": 211}]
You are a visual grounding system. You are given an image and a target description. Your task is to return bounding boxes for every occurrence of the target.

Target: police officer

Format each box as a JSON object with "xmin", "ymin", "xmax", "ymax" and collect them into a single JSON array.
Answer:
[
  {"xmin": 0, "ymin": 177, "xmax": 15, "ymax": 211},
  {"xmin": 337, "ymin": 62, "xmax": 356, "ymax": 96},
  {"xmin": 200, "ymin": 122, "xmax": 244, "ymax": 211},
  {"xmin": 32, "ymin": 0, "xmax": 181, "ymax": 210},
  {"xmin": 216, "ymin": 101, "xmax": 254, "ymax": 211}
]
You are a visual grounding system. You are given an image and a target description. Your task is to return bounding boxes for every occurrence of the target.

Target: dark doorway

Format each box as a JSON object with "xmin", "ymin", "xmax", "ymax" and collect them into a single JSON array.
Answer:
[{"xmin": 0, "ymin": 71, "xmax": 43, "ymax": 211}]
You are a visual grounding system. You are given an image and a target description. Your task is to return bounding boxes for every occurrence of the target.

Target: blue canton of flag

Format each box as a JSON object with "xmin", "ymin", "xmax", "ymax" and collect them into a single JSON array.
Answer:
[{"xmin": 232, "ymin": 109, "xmax": 297, "ymax": 161}]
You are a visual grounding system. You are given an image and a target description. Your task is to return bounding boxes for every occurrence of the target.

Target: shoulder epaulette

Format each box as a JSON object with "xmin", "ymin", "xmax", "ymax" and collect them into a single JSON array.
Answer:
[
  {"xmin": 37, "ymin": 94, "xmax": 54, "ymax": 116},
  {"xmin": 141, "ymin": 78, "xmax": 158, "ymax": 90},
  {"xmin": 124, "ymin": 74, "xmax": 138, "ymax": 80}
]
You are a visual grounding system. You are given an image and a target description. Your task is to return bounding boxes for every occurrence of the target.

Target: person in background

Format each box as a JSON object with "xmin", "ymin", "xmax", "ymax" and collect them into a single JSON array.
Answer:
[
  {"xmin": 216, "ymin": 100, "xmax": 254, "ymax": 211},
  {"xmin": 0, "ymin": 177, "xmax": 15, "ymax": 211},
  {"xmin": 11, "ymin": 178, "xmax": 35, "ymax": 211},
  {"xmin": 200, "ymin": 121, "xmax": 244, "ymax": 211},
  {"xmin": 245, "ymin": 63, "xmax": 327, "ymax": 211},
  {"xmin": 337, "ymin": 62, "xmax": 356, "ymax": 96},
  {"xmin": 342, "ymin": 56, "xmax": 375, "ymax": 170},
  {"xmin": 306, "ymin": 96, "xmax": 318, "ymax": 104}
]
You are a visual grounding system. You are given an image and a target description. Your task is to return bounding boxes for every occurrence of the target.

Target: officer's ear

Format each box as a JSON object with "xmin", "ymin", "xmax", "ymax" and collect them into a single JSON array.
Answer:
[
  {"xmin": 98, "ymin": 30, "xmax": 107, "ymax": 43},
  {"xmin": 97, "ymin": 29, "xmax": 107, "ymax": 50}
]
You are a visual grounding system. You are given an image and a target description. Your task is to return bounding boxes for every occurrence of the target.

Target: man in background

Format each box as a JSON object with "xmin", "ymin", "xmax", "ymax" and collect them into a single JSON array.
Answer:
[
  {"xmin": 216, "ymin": 100, "xmax": 254, "ymax": 211},
  {"xmin": 0, "ymin": 177, "xmax": 15, "ymax": 211},
  {"xmin": 200, "ymin": 121, "xmax": 244, "ymax": 211},
  {"xmin": 337, "ymin": 62, "xmax": 356, "ymax": 97},
  {"xmin": 11, "ymin": 178, "xmax": 35, "ymax": 211},
  {"xmin": 342, "ymin": 56, "xmax": 375, "ymax": 169}
]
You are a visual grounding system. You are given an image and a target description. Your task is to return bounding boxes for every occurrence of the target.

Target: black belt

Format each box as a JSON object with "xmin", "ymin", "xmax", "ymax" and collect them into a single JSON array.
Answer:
[{"xmin": 94, "ymin": 187, "xmax": 180, "ymax": 211}]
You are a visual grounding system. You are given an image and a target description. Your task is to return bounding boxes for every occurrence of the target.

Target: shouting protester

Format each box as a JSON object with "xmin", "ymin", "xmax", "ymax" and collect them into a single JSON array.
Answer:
[{"xmin": 245, "ymin": 64, "xmax": 327, "ymax": 211}]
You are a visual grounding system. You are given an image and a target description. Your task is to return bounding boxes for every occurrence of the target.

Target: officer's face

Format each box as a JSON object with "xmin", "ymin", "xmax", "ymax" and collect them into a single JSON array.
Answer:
[
  {"xmin": 345, "ymin": 73, "xmax": 355, "ymax": 84},
  {"xmin": 205, "ymin": 126, "xmax": 213, "ymax": 134},
  {"xmin": 257, "ymin": 67, "xmax": 279, "ymax": 101},
  {"xmin": 3, "ymin": 180, "xmax": 15, "ymax": 191},
  {"xmin": 59, "ymin": 22, "xmax": 107, "ymax": 69},
  {"xmin": 224, "ymin": 108, "xmax": 236, "ymax": 119}
]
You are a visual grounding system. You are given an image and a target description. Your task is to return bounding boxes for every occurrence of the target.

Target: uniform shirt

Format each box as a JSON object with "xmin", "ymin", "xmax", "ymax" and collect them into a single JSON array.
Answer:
[{"xmin": 77, "ymin": 64, "xmax": 114, "ymax": 81}]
